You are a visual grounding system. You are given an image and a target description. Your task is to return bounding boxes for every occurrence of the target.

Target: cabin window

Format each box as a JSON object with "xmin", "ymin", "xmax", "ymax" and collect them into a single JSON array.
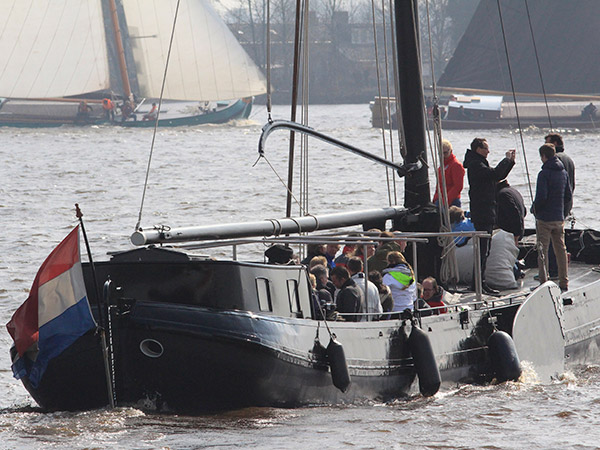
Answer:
[
  {"xmin": 256, "ymin": 278, "xmax": 272, "ymax": 312},
  {"xmin": 287, "ymin": 279, "xmax": 300, "ymax": 313}
]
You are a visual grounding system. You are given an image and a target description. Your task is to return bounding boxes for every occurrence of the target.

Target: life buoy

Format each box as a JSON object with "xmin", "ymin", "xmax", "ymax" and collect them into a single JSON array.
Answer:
[
  {"xmin": 327, "ymin": 337, "xmax": 350, "ymax": 393},
  {"xmin": 408, "ymin": 325, "xmax": 441, "ymax": 397},
  {"xmin": 487, "ymin": 330, "xmax": 522, "ymax": 382}
]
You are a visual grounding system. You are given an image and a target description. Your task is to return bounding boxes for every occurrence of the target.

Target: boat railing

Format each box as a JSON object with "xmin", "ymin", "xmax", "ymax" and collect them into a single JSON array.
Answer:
[{"xmin": 177, "ymin": 229, "xmax": 491, "ymax": 303}]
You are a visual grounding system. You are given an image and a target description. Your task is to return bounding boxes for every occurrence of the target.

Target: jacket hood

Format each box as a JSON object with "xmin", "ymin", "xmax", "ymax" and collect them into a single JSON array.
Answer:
[
  {"xmin": 382, "ymin": 264, "xmax": 412, "ymax": 277},
  {"xmin": 542, "ymin": 156, "xmax": 565, "ymax": 172}
]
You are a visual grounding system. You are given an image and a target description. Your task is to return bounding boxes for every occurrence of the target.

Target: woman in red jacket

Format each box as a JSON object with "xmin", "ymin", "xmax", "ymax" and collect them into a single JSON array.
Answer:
[{"xmin": 433, "ymin": 139, "xmax": 465, "ymax": 208}]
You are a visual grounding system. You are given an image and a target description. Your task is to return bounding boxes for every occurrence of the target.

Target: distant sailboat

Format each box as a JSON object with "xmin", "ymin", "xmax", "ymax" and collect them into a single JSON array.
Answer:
[{"xmin": 0, "ymin": 0, "xmax": 266, "ymax": 127}]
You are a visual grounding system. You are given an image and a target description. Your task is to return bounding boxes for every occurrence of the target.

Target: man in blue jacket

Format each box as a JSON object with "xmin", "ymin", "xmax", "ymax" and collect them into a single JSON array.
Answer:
[{"xmin": 532, "ymin": 144, "xmax": 572, "ymax": 292}]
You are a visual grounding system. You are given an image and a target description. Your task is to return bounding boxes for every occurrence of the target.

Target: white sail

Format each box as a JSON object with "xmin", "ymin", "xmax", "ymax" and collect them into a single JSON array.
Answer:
[
  {"xmin": 121, "ymin": 0, "xmax": 267, "ymax": 101},
  {"xmin": 0, "ymin": 0, "xmax": 110, "ymax": 98}
]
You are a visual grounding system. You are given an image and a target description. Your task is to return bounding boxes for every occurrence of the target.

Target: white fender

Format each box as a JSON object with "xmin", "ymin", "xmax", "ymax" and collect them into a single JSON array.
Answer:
[{"xmin": 512, "ymin": 281, "xmax": 565, "ymax": 381}]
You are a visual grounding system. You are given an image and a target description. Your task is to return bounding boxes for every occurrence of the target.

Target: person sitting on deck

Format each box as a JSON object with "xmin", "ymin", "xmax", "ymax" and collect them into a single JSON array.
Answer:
[
  {"xmin": 143, "ymin": 103, "xmax": 159, "ymax": 121},
  {"xmin": 449, "ymin": 206, "xmax": 475, "ymax": 247},
  {"xmin": 382, "ymin": 251, "xmax": 417, "ymax": 314},
  {"xmin": 368, "ymin": 270, "xmax": 393, "ymax": 320},
  {"xmin": 75, "ymin": 101, "xmax": 92, "ymax": 122},
  {"xmin": 367, "ymin": 231, "xmax": 407, "ymax": 273},
  {"xmin": 330, "ymin": 266, "xmax": 365, "ymax": 322},
  {"xmin": 347, "ymin": 257, "xmax": 382, "ymax": 321},
  {"xmin": 310, "ymin": 264, "xmax": 336, "ymax": 300},
  {"xmin": 120, "ymin": 99, "xmax": 137, "ymax": 122},
  {"xmin": 421, "ymin": 277, "xmax": 448, "ymax": 314},
  {"xmin": 582, "ymin": 102, "xmax": 597, "ymax": 120}
]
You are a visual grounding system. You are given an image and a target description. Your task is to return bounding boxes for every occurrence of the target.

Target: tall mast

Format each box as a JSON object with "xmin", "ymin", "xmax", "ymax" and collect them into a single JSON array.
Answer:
[
  {"xmin": 108, "ymin": 0, "xmax": 133, "ymax": 101},
  {"xmin": 394, "ymin": 0, "xmax": 430, "ymax": 208}
]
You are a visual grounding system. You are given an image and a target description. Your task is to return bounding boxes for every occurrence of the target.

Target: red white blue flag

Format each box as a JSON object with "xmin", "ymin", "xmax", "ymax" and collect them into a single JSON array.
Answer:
[{"xmin": 6, "ymin": 226, "xmax": 96, "ymax": 387}]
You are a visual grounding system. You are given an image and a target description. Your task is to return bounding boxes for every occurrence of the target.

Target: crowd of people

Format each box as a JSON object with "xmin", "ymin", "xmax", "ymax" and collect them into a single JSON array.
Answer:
[{"xmin": 299, "ymin": 132, "xmax": 574, "ymax": 321}]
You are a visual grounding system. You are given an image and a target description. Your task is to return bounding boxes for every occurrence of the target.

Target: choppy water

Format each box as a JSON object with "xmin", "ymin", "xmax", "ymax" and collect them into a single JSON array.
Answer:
[{"xmin": 1, "ymin": 104, "xmax": 600, "ymax": 449}]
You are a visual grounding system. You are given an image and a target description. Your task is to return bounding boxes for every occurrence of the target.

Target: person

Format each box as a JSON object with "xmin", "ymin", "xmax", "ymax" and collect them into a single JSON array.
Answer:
[
  {"xmin": 301, "ymin": 244, "xmax": 325, "ymax": 266},
  {"xmin": 121, "ymin": 99, "xmax": 137, "ymax": 122},
  {"xmin": 310, "ymin": 264, "xmax": 336, "ymax": 300},
  {"xmin": 76, "ymin": 101, "xmax": 92, "ymax": 122},
  {"xmin": 382, "ymin": 251, "xmax": 417, "ymax": 313},
  {"xmin": 353, "ymin": 243, "xmax": 376, "ymax": 262},
  {"xmin": 544, "ymin": 133, "xmax": 575, "ymax": 278},
  {"xmin": 143, "ymin": 102, "xmax": 159, "ymax": 121},
  {"xmin": 330, "ymin": 266, "xmax": 365, "ymax": 322},
  {"xmin": 449, "ymin": 205, "xmax": 474, "ymax": 247},
  {"xmin": 463, "ymin": 138, "xmax": 516, "ymax": 295},
  {"xmin": 308, "ymin": 255, "xmax": 327, "ymax": 270},
  {"xmin": 308, "ymin": 273, "xmax": 332, "ymax": 320},
  {"xmin": 545, "ymin": 133, "xmax": 575, "ymax": 217},
  {"xmin": 368, "ymin": 270, "xmax": 393, "ymax": 319},
  {"xmin": 367, "ymin": 231, "xmax": 407, "ymax": 273},
  {"xmin": 496, "ymin": 179, "xmax": 526, "ymax": 246},
  {"xmin": 347, "ymin": 257, "xmax": 382, "ymax": 321},
  {"xmin": 421, "ymin": 277, "xmax": 448, "ymax": 314},
  {"xmin": 334, "ymin": 244, "xmax": 356, "ymax": 269},
  {"xmin": 582, "ymin": 102, "xmax": 597, "ymax": 120},
  {"xmin": 102, "ymin": 98, "xmax": 115, "ymax": 121},
  {"xmin": 433, "ymin": 139, "xmax": 465, "ymax": 207},
  {"xmin": 531, "ymin": 143, "xmax": 571, "ymax": 292},
  {"xmin": 324, "ymin": 244, "xmax": 340, "ymax": 271}
]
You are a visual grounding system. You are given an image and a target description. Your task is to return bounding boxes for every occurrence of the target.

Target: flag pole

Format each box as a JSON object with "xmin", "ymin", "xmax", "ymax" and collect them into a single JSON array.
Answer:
[{"xmin": 75, "ymin": 204, "xmax": 116, "ymax": 408}]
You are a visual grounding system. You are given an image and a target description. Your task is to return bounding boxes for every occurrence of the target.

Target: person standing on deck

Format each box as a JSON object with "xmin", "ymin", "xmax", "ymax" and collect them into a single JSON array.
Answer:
[
  {"xmin": 544, "ymin": 133, "xmax": 575, "ymax": 280},
  {"xmin": 463, "ymin": 138, "xmax": 516, "ymax": 295},
  {"xmin": 433, "ymin": 139, "xmax": 465, "ymax": 208},
  {"xmin": 532, "ymin": 144, "xmax": 572, "ymax": 292}
]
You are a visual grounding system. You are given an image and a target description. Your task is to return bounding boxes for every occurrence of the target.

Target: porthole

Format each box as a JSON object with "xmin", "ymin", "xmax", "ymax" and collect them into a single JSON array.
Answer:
[{"xmin": 140, "ymin": 339, "xmax": 164, "ymax": 358}]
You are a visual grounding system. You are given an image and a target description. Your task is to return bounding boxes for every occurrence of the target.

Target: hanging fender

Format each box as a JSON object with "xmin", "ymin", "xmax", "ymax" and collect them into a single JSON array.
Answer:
[
  {"xmin": 487, "ymin": 330, "xmax": 522, "ymax": 382},
  {"xmin": 327, "ymin": 336, "xmax": 351, "ymax": 393},
  {"xmin": 408, "ymin": 325, "xmax": 441, "ymax": 397}
]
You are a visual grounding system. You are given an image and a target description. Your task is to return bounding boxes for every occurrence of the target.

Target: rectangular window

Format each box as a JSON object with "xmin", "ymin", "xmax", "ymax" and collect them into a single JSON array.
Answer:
[
  {"xmin": 287, "ymin": 279, "xmax": 300, "ymax": 313},
  {"xmin": 256, "ymin": 278, "xmax": 272, "ymax": 312}
]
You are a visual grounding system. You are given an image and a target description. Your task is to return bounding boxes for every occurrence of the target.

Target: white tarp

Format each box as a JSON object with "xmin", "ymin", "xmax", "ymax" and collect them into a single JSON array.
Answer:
[
  {"xmin": 122, "ymin": 0, "xmax": 267, "ymax": 101},
  {"xmin": 0, "ymin": 0, "xmax": 110, "ymax": 98}
]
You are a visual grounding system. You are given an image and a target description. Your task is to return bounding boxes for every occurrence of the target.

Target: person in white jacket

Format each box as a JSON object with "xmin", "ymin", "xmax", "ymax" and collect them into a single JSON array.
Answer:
[
  {"xmin": 382, "ymin": 251, "xmax": 417, "ymax": 313},
  {"xmin": 347, "ymin": 257, "xmax": 383, "ymax": 321}
]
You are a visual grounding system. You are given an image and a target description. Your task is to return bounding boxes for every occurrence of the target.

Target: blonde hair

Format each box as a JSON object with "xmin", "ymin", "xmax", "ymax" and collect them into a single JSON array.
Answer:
[
  {"xmin": 442, "ymin": 139, "xmax": 452, "ymax": 153},
  {"xmin": 309, "ymin": 255, "xmax": 328, "ymax": 269}
]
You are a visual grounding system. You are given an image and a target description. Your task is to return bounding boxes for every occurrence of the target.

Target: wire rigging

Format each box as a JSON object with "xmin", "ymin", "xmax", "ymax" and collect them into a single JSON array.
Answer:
[
  {"xmin": 524, "ymin": 0, "xmax": 553, "ymax": 131},
  {"xmin": 495, "ymin": 0, "xmax": 534, "ymax": 204},
  {"xmin": 134, "ymin": 0, "xmax": 181, "ymax": 231}
]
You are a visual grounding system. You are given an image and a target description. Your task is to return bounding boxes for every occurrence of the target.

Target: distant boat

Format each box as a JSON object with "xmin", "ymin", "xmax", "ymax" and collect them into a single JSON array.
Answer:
[
  {"xmin": 0, "ymin": 0, "xmax": 266, "ymax": 127},
  {"xmin": 371, "ymin": 93, "xmax": 600, "ymax": 130}
]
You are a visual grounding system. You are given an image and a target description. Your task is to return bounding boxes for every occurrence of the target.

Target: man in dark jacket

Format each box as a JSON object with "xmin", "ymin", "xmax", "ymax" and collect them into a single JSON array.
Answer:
[
  {"xmin": 545, "ymin": 133, "xmax": 575, "ymax": 278},
  {"xmin": 330, "ymin": 266, "xmax": 365, "ymax": 322},
  {"xmin": 532, "ymin": 144, "xmax": 572, "ymax": 291},
  {"xmin": 464, "ymin": 138, "xmax": 516, "ymax": 294},
  {"xmin": 496, "ymin": 179, "xmax": 526, "ymax": 246},
  {"xmin": 545, "ymin": 133, "xmax": 575, "ymax": 216}
]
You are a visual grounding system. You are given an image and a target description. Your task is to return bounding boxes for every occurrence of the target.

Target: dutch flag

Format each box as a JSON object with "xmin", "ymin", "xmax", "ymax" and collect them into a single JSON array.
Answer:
[{"xmin": 6, "ymin": 226, "xmax": 97, "ymax": 388}]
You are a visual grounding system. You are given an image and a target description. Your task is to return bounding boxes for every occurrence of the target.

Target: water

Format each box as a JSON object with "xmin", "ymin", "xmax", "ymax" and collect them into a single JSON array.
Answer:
[{"xmin": 1, "ymin": 104, "xmax": 600, "ymax": 449}]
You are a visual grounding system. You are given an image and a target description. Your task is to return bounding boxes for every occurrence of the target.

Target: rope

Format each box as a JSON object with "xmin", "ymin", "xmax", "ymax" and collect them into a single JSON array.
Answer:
[
  {"xmin": 495, "ymin": 0, "xmax": 534, "ymax": 203},
  {"xmin": 134, "ymin": 0, "xmax": 181, "ymax": 231},
  {"xmin": 379, "ymin": 0, "xmax": 398, "ymax": 206},
  {"xmin": 266, "ymin": 0, "xmax": 272, "ymax": 121},
  {"xmin": 259, "ymin": 153, "xmax": 307, "ymax": 217},
  {"xmin": 370, "ymin": 0, "xmax": 393, "ymax": 206},
  {"xmin": 524, "ymin": 0, "xmax": 553, "ymax": 131}
]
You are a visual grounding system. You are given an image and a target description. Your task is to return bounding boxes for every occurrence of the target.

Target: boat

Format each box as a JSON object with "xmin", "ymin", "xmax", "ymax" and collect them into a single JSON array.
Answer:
[
  {"xmin": 371, "ymin": 94, "xmax": 600, "ymax": 130},
  {"xmin": 372, "ymin": 0, "xmax": 600, "ymax": 130},
  {"xmin": 0, "ymin": 0, "xmax": 266, "ymax": 127},
  {"xmin": 6, "ymin": 0, "xmax": 600, "ymax": 414}
]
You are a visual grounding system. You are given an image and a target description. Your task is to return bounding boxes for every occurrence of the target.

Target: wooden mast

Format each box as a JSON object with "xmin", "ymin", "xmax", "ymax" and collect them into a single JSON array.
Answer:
[{"xmin": 108, "ymin": 0, "xmax": 133, "ymax": 101}]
